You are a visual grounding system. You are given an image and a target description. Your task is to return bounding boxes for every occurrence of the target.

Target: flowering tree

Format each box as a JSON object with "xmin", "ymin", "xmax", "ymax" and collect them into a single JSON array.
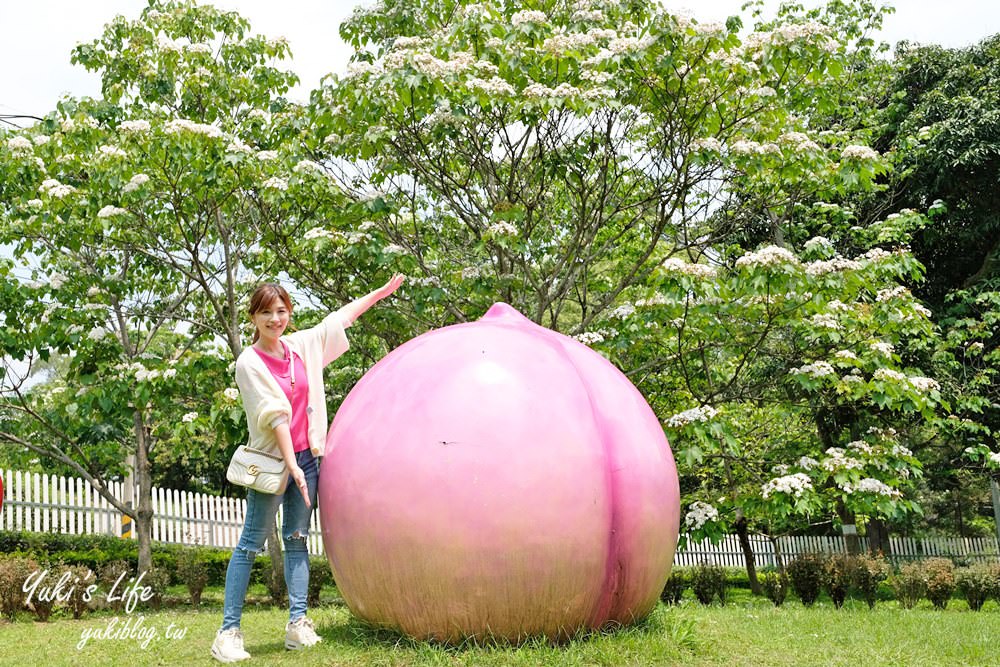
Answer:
[
  {"xmin": 290, "ymin": 0, "xmax": 891, "ymax": 334},
  {"xmin": 0, "ymin": 0, "xmax": 335, "ymax": 572}
]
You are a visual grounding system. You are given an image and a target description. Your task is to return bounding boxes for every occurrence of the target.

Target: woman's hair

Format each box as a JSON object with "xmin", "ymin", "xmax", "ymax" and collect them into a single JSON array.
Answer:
[{"xmin": 248, "ymin": 283, "xmax": 294, "ymax": 343}]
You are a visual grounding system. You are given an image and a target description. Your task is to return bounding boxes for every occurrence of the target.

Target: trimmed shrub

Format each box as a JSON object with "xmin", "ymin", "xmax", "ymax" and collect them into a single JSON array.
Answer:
[
  {"xmin": 98, "ymin": 560, "xmax": 132, "ymax": 612},
  {"xmin": 923, "ymin": 558, "xmax": 955, "ymax": 610},
  {"xmin": 64, "ymin": 564, "xmax": 96, "ymax": 619},
  {"xmin": 660, "ymin": 568, "xmax": 687, "ymax": 605},
  {"xmin": 955, "ymin": 564, "xmax": 996, "ymax": 612},
  {"xmin": 787, "ymin": 553, "xmax": 824, "ymax": 606},
  {"xmin": 0, "ymin": 555, "xmax": 39, "ymax": 620},
  {"xmin": 176, "ymin": 548, "xmax": 209, "ymax": 606},
  {"xmin": 852, "ymin": 554, "xmax": 889, "ymax": 609},
  {"xmin": 761, "ymin": 570, "xmax": 788, "ymax": 607},
  {"xmin": 691, "ymin": 562, "xmax": 727, "ymax": 605},
  {"xmin": 892, "ymin": 561, "xmax": 926, "ymax": 609},
  {"xmin": 143, "ymin": 566, "xmax": 171, "ymax": 611},
  {"xmin": 824, "ymin": 554, "xmax": 855, "ymax": 609},
  {"xmin": 308, "ymin": 557, "xmax": 332, "ymax": 607}
]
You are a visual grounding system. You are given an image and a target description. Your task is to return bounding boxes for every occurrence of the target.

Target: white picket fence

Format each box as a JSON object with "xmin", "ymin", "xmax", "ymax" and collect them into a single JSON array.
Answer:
[
  {"xmin": 0, "ymin": 468, "xmax": 325, "ymax": 556},
  {"xmin": 675, "ymin": 533, "xmax": 1000, "ymax": 566},
  {"xmin": 2, "ymin": 468, "xmax": 998, "ymax": 564}
]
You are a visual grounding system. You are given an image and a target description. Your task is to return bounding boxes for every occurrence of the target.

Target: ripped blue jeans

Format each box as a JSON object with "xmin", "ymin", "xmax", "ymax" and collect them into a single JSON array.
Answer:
[{"xmin": 222, "ymin": 448, "xmax": 318, "ymax": 629}]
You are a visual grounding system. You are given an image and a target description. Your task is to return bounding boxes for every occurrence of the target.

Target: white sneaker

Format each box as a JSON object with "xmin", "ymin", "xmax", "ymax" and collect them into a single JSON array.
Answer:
[
  {"xmin": 211, "ymin": 627, "xmax": 251, "ymax": 663},
  {"xmin": 285, "ymin": 616, "xmax": 322, "ymax": 649}
]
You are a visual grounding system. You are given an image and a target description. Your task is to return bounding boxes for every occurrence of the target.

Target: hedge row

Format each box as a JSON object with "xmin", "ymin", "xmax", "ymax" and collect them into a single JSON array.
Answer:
[
  {"xmin": 663, "ymin": 555, "xmax": 1000, "ymax": 610},
  {"xmin": 0, "ymin": 530, "xmax": 267, "ymax": 587},
  {"xmin": 0, "ymin": 533, "xmax": 337, "ymax": 622}
]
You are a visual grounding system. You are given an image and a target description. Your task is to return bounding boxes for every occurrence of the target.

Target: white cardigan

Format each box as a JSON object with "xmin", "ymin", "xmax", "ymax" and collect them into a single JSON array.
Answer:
[{"xmin": 234, "ymin": 311, "xmax": 351, "ymax": 458}]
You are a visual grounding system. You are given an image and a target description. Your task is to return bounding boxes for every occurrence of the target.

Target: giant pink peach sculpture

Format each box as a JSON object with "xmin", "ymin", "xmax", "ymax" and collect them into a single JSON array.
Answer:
[{"xmin": 319, "ymin": 303, "xmax": 679, "ymax": 642}]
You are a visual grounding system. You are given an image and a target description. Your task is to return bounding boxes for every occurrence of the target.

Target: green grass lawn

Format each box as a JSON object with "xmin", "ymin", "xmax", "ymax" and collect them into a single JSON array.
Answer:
[{"xmin": 0, "ymin": 586, "xmax": 997, "ymax": 666}]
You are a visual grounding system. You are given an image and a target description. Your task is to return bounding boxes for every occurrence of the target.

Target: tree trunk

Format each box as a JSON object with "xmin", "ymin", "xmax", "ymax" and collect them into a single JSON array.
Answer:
[
  {"xmin": 133, "ymin": 412, "xmax": 154, "ymax": 574},
  {"xmin": 867, "ymin": 517, "xmax": 892, "ymax": 558},
  {"xmin": 769, "ymin": 533, "xmax": 787, "ymax": 574},
  {"xmin": 837, "ymin": 504, "xmax": 862, "ymax": 555},
  {"xmin": 267, "ymin": 525, "xmax": 286, "ymax": 603},
  {"xmin": 734, "ymin": 515, "xmax": 762, "ymax": 595}
]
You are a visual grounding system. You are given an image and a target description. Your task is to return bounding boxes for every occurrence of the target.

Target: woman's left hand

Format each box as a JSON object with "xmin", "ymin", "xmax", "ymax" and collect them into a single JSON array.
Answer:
[{"xmin": 375, "ymin": 274, "xmax": 405, "ymax": 300}]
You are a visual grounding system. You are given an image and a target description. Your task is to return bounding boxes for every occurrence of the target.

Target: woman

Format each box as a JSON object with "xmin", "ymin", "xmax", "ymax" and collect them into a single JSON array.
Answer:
[{"xmin": 212, "ymin": 274, "xmax": 404, "ymax": 663}]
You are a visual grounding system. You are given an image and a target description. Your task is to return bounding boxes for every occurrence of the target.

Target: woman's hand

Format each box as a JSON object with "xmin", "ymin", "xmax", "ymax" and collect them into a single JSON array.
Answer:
[
  {"xmin": 289, "ymin": 465, "xmax": 310, "ymax": 508},
  {"xmin": 373, "ymin": 274, "xmax": 405, "ymax": 301}
]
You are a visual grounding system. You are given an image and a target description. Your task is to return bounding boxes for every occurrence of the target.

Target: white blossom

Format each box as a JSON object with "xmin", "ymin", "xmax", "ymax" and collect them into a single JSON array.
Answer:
[
  {"xmin": 762, "ymin": 473, "xmax": 813, "ymax": 499},
  {"xmin": 876, "ymin": 286, "xmax": 909, "ymax": 302},
  {"xmin": 39, "ymin": 178, "xmax": 75, "ymax": 198},
  {"xmin": 181, "ymin": 411, "xmax": 198, "ymax": 423},
  {"xmin": 293, "ymin": 160, "xmax": 323, "ymax": 174},
  {"xmin": 164, "ymin": 119, "xmax": 224, "ymax": 138},
  {"xmin": 665, "ymin": 405, "xmax": 718, "ymax": 428},
  {"xmin": 660, "ymin": 257, "xmax": 717, "ymax": 279},
  {"xmin": 804, "ymin": 236, "xmax": 832, "ymax": 252},
  {"xmin": 574, "ymin": 331, "xmax": 605, "ymax": 345},
  {"xmin": 847, "ymin": 440, "xmax": 874, "ymax": 455},
  {"xmin": 870, "ymin": 341, "xmax": 895, "ymax": 357},
  {"xmin": 607, "ymin": 303, "xmax": 634, "ymax": 320},
  {"xmin": 791, "ymin": 361, "xmax": 835, "ymax": 378},
  {"xmin": 811, "ymin": 313, "xmax": 841, "ymax": 330},
  {"xmin": 730, "ymin": 139, "xmax": 763, "ymax": 155},
  {"xmin": 821, "ymin": 451, "xmax": 864, "ymax": 471},
  {"xmin": 227, "ymin": 138, "xmax": 253, "ymax": 153},
  {"xmin": 224, "ymin": 387, "xmax": 240, "ymax": 401},
  {"xmin": 804, "ymin": 257, "xmax": 862, "ymax": 276},
  {"xmin": 798, "ymin": 456, "xmax": 819, "ymax": 470},
  {"xmin": 987, "ymin": 452, "xmax": 1000, "ymax": 467},
  {"xmin": 304, "ymin": 227, "xmax": 334, "ymax": 241},
  {"xmin": 635, "ymin": 293, "xmax": 670, "ymax": 307},
  {"xmin": 834, "ymin": 350, "xmax": 858, "ymax": 361},
  {"xmin": 32, "ymin": 135, "xmax": 50, "ymax": 146},
  {"xmin": 862, "ymin": 248, "xmax": 892, "ymax": 263},
  {"xmin": 87, "ymin": 327, "xmax": 108, "ymax": 342},
  {"xmin": 908, "ymin": 376, "xmax": 940, "ymax": 393},
  {"xmin": 684, "ymin": 501, "xmax": 719, "ymax": 530},
  {"xmin": 163, "ymin": 368, "xmax": 177, "ymax": 379},
  {"xmin": 123, "ymin": 173, "xmax": 150, "ymax": 193},
  {"xmin": 841, "ymin": 145, "xmax": 880, "ymax": 161},
  {"xmin": 841, "ymin": 478, "xmax": 899, "ymax": 497},
  {"xmin": 467, "ymin": 76, "xmax": 516, "ymax": 96},
  {"xmin": 6, "ymin": 136, "xmax": 34, "ymax": 156},
  {"xmin": 735, "ymin": 245, "xmax": 800, "ymax": 270},
  {"xmin": 262, "ymin": 177, "xmax": 288, "ymax": 191},
  {"xmin": 119, "ymin": 120, "xmax": 151, "ymax": 134},
  {"xmin": 690, "ymin": 137, "xmax": 723, "ymax": 153},
  {"xmin": 511, "ymin": 10, "xmax": 548, "ymax": 26},
  {"xmin": 486, "ymin": 221, "xmax": 518, "ymax": 237},
  {"xmin": 98, "ymin": 205, "xmax": 128, "ymax": 218},
  {"xmin": 873, "ymin": 368, "xmax": 907, "ymax": 383},
  {"xmin": 25, "ymin": 199, "xmax": 43, "ymax": 210},
  {"xmin": 255, "ymin": 150, "xmax": 279, "ymax": 161},
  {"xmin": 891, "ymin": 443, "xmax": 912, "ymax": 458}
]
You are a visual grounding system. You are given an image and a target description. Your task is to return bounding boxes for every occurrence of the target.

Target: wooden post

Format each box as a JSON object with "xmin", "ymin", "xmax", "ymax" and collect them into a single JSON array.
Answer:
[{"xmin": 991, "ymin": 477, "xmax": 1000, "ymax": 554}]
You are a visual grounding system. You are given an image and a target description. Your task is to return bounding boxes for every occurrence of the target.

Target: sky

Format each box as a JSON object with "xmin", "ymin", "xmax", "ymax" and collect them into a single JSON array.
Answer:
[{"xmin": 2, "ymin": 0, "xmax": 999, "ymax": 124}]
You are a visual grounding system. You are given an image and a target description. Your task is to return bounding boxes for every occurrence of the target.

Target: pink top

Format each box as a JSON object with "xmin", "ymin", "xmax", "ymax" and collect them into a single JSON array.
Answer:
[{"xmin": 253, "ymin": 341, "xmax": 311, "ymax": 452}]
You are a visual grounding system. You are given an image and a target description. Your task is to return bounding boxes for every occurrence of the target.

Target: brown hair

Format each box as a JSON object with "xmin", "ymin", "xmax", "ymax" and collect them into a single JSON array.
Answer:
[{"xmin": 248, "ymin": 283, "xmax": 294, "ymax": 343}]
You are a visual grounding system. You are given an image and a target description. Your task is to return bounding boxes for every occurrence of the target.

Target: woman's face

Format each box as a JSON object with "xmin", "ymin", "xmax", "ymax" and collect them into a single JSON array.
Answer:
[{"xmin": 252, "ymin": 296, "xmax": 291, "ymax": 344}]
